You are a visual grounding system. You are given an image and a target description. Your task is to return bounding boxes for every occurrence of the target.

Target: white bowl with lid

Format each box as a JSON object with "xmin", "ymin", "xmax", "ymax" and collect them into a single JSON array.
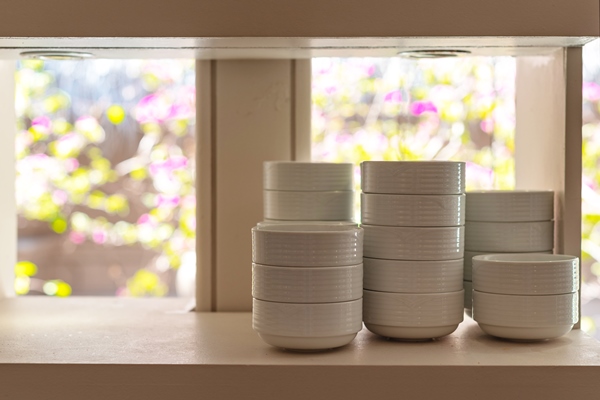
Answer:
[
  {"xmin": 253, "ymin": 298, "xmax": 362, "ymax": 350},
  {"xmin": 363, "ymin": 289, "xmax": 464, "ymax": 340},
  {"xmin": 463, "ymin": 250, "xmax": 553, "ymax": 281},
  {"xmin": 472, "ymin": 290, "xmax": 578, "ymax": 340},
  {"xmin": 361, "ymin": 193, "xmax": 465, "ymax": 227},
  {"xmin": 264, "ymin": 190, "xmax": 354, "ymax": 221},
  {"xmin": 263, "ymin": 161, "xmax": 354, "ymax": 192},
  {"xmin": 252, "ymin": 224, "xmax": 363, "ymax": 267},
  {"xmin": 252, "ymin": 263, "xmax": 363, "ymax": 303},
  {"xmin": 465, "ymin": 190, "xmax": 554, "ymax": 222},
  {"xmin": 465, "ymin": 221, "xmax": 553, "ymax": 252},
  {"xmin": 472, "ymin": 254, "xmax": 579, "ymax": 295},
  {"xmin": 361, "ymin": 161, "xmax": 465, "ymax": 195},
  {"xmin": 363, "ymin": 257, "xmax": 463, "ymax": 293},
  {"xmin": 363, "ymin": 225, "xmax": 464, "ymax": 261}
]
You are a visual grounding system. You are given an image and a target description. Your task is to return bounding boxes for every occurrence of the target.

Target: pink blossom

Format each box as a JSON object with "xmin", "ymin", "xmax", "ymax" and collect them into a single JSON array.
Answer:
[
  {"xmin": 384, "ymin": 90, "xmax": 403, "ymax": 104},
  {"xmin": 65, "ymin": 158, "xmax": 79, "ymax": 172},
  {"xmin": 149, "ymin": 156, "xmax": 188, "ymax": 175},
  {"xmin": 156, "ymin": 194, "xmax": 180, "ymax": 208},
  {"xmin": 583, "ymin": 82, "xmax": 600, "ymax": 102},
  {"xmin": 409, "ymin": 101, "xmax": 438, "ymax": 116},
  {"xmin": 92, "ymin": 229, "xmax": 107, "ymax": 244},
  {"xmin": 325, "ymin": 86, "xmax": 337, "ymax": 95},
  {"xmin": 52, "ymin": 190, "xmax": 68, "ymax": 205},
  {"xmin": 135, "ymin": 94, "xmax": 171, "ymax": 123},
  {"xmin": 69, "ymin": 231, "xmax": 86, "ymax": 244},
  {"xmin": 137, "ymin": 214, "xmax": 154, "ymax": 225},
  {"xmin": 480, "ymin": 119, "xmax": 494, "ymax": 133},
  {"xmin": 31, "ymin": 116, "xmax": 51, "ymax": 130}
]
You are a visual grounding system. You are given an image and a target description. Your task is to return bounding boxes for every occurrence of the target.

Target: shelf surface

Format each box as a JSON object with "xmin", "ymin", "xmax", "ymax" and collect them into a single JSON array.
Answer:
[
  {"xmin": 0, "ymin": 297, "xmax": 597, "ymax": 365},
  {"xmin": 1, "ymin": 297, "xmax": 599, "ymax": 399}
]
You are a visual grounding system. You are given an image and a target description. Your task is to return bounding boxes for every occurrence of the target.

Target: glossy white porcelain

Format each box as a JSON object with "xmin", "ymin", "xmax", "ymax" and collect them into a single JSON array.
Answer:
[
  {"xmin": 263, "ymin": 190, "xmax": 354, "ymax": 221},
  {"xmin": 361, "ymin": 193, "xmax": 465, "ymax": 227},
  {"xmin": 363, "ymin": 258, "xmax": 463, "ymax": 293},
  {"xmin": 472, "ymin": 254, "xmax": 579, "ymax": 295},
  {"xmin": 258, "ymin": 220, "xmax": 358, "ymax": 227},
  {"xmin": 252, "ymin": 263, "xmax": 363, "ymax": 303},
  {"xmin": 257, "ymin": 333, "xmax": 358, "ymax": 351},
  {"xmin": 463, "ymin": 250, "xmax": 553, "ymax": 281},
  {"xmin": 363, "ymin": 290, "xmax": 464, "ymax": 340},
  {"xmin": 364, "ymin": 324, "xmax": 460, "ymax": 341},
  {"xmin": 465, "ymin": 190, "xmax": 554, "ymax": 222},
  {"xmin": 472, "ymin": 291, "xmax": 578, "ymax": 328},
  {"xmin": 252, "ymin": 224, "xmax": 363, "ymax": 267},
  {"xmin": 476, "ymin": 324, "xmax": 574, "ymax": 341},
  {"xmin": 263, "ymin": 161, "xmax": 354, "ymax": 192},
  {"xmin": 252, "ymin": 298, "xmax": 362, "ymax": 340},
  {"xmin": 363, "ymin": 225, "xmax": 464, "ymax": 261},
  {"xmin": 361, "ymin": 161, "xmax": 465, "ymax": 195},
  {"xmin": 465, "ymin": 221, "xmax": 553, "ymax": 252}
]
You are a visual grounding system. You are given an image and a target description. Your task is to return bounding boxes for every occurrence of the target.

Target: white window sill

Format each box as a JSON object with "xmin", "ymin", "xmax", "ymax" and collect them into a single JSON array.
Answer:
[{"xmin": 1, "ymin": 297, "xmax": 599, "ymax": 399}]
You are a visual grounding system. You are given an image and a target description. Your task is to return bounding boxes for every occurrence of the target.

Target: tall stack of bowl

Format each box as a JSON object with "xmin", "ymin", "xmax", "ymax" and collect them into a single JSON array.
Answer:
[
  {"xmin": 463, "ymin": 191, "xmax": 555, "ymax": 316},
  {"xmin": 360, "ymin": 161, "xmax": 466, "ymax": 340},
  {"xmin": 251, "ymin": 223, "xmax": 364, "ymax": 350},
  {"xmin": 263, "ymin": 161, "xmax": 354, "ymax": 222},
  {"xmin": 472, "ymin": 253, "xmax": 579, "ymax": 340}
]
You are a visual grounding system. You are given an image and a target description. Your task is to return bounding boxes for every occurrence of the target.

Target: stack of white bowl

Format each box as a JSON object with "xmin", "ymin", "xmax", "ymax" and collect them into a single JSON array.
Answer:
[
  {"xmin": 463, "ymin": 191, "xmax": 554, "ymax": 316},
  {"xmin": 251, "ymin": 223, "xmax": 364, "ymax": 350},
  {"xmin": 263, "ymin": 161, "xmax": 354, "ymax": 222},
  {"xmin": 472, "ymin": 253, "xmax": 579, "ymax": 340},
  {"xmin": 361, "ymin": 161, "xmax": 466, "ymax": 340}
]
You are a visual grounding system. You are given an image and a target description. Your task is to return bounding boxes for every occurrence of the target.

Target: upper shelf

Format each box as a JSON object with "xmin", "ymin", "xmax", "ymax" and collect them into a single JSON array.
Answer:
[{"xmin": 0, "ymin": 0, "xmax": 597, "ymax": 58}]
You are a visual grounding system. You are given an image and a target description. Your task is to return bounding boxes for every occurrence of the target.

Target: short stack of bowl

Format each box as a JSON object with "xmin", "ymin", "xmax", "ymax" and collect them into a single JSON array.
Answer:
[
  {"xmin": 472, "ymin": 253, "xmax": 579, "ymax": 340},
  {"xmin": 463, "ymin": 190, "xmax": 555, "ymax": 316},
  {"xmin": 263, "ymin": 161, "xmax": 354, "ymax": 222},
  {"xmin": 360, "ymin": 161, "xmax": 466, "ymax": 340},
  {"xmin": 251, "ymin": 223, "xmax": 364, "ymax": 350}
]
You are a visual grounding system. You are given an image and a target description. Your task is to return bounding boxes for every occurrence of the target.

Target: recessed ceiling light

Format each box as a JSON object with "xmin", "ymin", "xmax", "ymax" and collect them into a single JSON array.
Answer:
[
  {"xmin": 20, "ymin": 51, "xmax": 94, "ymax": 60},
  {"xmin": 398, "ymin": 49, "xmax": 472, "ymax": 59}
]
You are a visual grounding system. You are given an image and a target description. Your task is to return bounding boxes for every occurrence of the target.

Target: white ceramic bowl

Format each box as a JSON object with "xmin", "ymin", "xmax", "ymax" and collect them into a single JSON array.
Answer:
[
  {"xmin": 465, "ymin": 190, "xmax": 554, "ymax": 222},
  {"xmin": 465, "ymin": 221, "xmax": 553, "ymax": 252},
  {"xmin": 472, "ymin": 254, "xmax": 579, "ymax": 295},
  {"xmin": 252, "ymin": 224, "xmax": 363, "ymax": 267},
  {"xmin": 361, "ymin": 193, "xmax": 465, "ymax": 227},
  {"xmin": 363, "ymin": 225, "xmax": 464, "ymax": 261},
  {"xmin": 252, "ymin": 263, "xmax": 363, "ymax": 303},
  {"xmin": 263, "ymin": 161, "xmax": 354, "ymax": 192},
  {"xmin": 472, "ymin": 290, "xmax": 578, "ymax": 340},
  {"xmin": 363, "ymin": 290, "xmax": 464, "ymax": 340},
  {"xmin": 363, "ymin": 258, "xmax": 463, "ymax": 293},
  {"xmin": 463, "ymin": 250, "xmax": 553, "ymax": 281},
  {"xmin": 258, "ymin": 220, "xmax": 359, "ymax": 227},
  {"xmin": 263, "ymin": 190, "xmax": 354, "ymax": 221},
  {"xmin": 253, "ymin": 298, "xmax": 362, "ymax": 350},
  {"xmin": 361, "ymin": 161, "xmax": 465, "ymax": 195}
]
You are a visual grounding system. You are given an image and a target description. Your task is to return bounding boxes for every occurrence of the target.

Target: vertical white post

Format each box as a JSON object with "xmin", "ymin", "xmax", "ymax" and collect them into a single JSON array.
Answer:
[
  {"xmin": 0, "ymin": 61, "xmax": 16, "ymax": 299},
  {"xmin": 515, "ymin": 48, "xmax": 583, "ymax": 326},
  {"xmin": 196, "ymin": 59, "xmax": 311, "ymax": 311}
]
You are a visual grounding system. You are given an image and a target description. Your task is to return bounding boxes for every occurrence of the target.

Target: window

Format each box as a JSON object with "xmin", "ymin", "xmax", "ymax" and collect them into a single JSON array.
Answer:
[{"xmin": 15, "ymin": 59, "xmax": 196, "ymax": 297}]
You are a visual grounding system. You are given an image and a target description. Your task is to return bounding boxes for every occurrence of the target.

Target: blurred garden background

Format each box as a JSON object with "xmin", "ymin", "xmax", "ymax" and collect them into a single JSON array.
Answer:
[{"xmin": 13, "ymin": 40, "xmax": 600, "ymax": 337}]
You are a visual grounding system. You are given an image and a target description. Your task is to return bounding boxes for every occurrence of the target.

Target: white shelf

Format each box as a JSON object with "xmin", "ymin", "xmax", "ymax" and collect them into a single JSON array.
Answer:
[{"xmin": 0, "ymin": 297, "xmax": 599, "ymax": 399}]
